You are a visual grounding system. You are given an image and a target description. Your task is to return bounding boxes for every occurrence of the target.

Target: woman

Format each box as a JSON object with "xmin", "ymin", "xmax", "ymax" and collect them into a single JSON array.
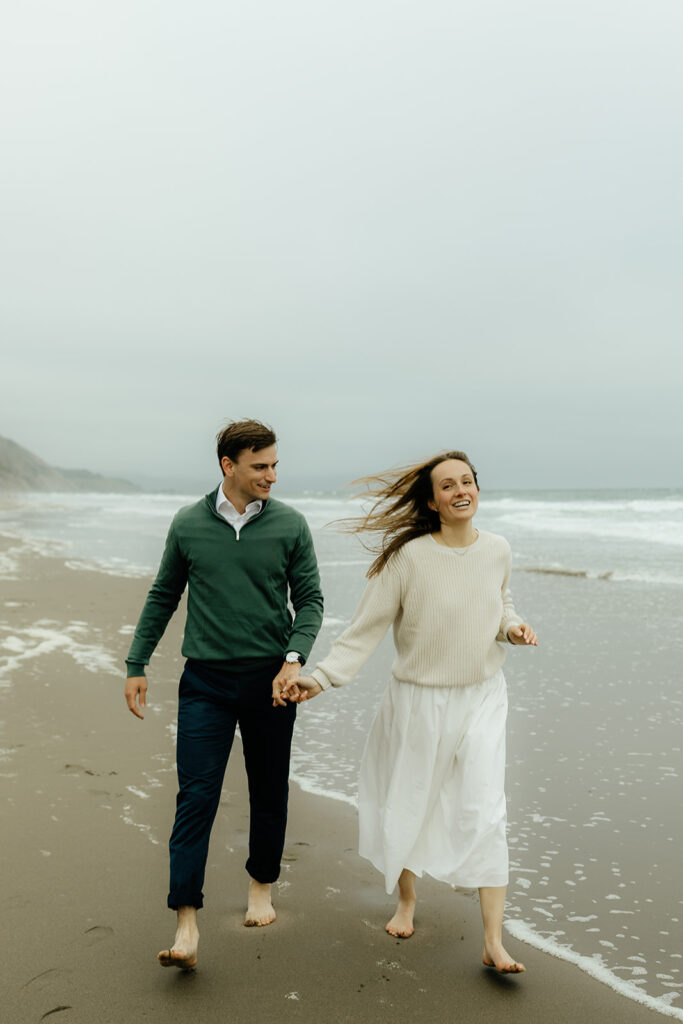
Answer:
[{"xmin": 284, "ymin": 451, "xmax": 537, "ymax": 973}]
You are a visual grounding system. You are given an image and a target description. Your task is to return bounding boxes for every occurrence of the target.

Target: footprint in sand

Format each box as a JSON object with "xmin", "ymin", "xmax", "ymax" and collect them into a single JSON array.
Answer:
[
  {"xmin": 83, "ymin": 925, "xmax": 114, "ymax": 945},
  {"xmin": 62, "ymin": 765, "xmax": 118, "ymax": 778},
  {"xmin": 62, "ymin": 764, "xmax": 97, "ymax": 777},
  {"xmin": 22, "ymin": 969, "xmax": 67, "ymax": 991}
]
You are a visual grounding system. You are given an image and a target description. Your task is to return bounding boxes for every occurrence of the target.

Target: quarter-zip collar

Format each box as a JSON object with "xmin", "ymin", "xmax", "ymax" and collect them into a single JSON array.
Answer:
[{"xmin": 205, "ymin": 486, "xmax": 269, "ymax": 540}]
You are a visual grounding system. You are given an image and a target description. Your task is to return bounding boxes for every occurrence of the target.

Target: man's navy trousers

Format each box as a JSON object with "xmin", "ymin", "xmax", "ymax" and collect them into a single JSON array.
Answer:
[{"xmin": 168, "ymin": 658, "xmax": 296, "ymax": 910}]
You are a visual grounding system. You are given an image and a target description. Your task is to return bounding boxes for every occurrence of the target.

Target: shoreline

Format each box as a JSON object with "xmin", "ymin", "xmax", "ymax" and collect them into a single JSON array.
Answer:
[{"xmin": 0, "ymin": 545, "xmax": 679, "ymax": 1022}]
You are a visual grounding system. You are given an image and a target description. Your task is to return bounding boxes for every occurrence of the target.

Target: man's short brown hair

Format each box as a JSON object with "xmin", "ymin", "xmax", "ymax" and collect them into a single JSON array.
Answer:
[{"xmin": 216, "ymin": 419, "xmax": 277, "ymax": 470}]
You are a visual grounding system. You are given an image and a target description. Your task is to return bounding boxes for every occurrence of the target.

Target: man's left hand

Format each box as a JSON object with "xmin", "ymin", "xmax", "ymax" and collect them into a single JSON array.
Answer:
[{"xmin": 272, "ymin": 661, "xmax": 301, "ymax": 706}]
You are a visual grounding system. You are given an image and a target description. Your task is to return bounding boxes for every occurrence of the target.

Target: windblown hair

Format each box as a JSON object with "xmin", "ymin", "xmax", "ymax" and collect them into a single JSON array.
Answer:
[
  {"xmin": 216, "ymin": 419, "xmax": 277, "ymax": 471},
  {"xmin": 345, "ymin": 451, "xmax": 478, "ymax": 578}
]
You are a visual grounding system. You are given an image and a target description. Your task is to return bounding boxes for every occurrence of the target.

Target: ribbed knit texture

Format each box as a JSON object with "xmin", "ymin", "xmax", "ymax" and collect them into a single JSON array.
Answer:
[{"xmin": 311, "ymin": 531, "xmax": 522, "ymax": 691}]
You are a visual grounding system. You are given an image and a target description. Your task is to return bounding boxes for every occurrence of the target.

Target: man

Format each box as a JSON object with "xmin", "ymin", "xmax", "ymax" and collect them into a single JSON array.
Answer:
[{"xmin": 124, "ymin": 419, "xmax": 323, "ymax": 970}]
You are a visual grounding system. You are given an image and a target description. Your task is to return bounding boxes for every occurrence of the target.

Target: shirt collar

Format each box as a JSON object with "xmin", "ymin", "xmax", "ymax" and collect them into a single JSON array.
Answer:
[{"xmin": 215, "ymin": 485, "xmax": 262, "ymax": 517}]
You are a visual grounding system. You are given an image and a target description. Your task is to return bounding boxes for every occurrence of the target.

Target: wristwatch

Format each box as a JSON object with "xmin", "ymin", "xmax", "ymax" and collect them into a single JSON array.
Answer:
[{"xmin": 285, "ymin": 651, "xmax": 304, "ymax": 665}]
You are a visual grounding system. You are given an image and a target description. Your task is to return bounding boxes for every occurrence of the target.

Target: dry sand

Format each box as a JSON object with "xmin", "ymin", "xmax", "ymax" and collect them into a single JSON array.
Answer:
[{"xmin": 0, "ymin": 547, "xmax": 668, "ymax": 1024}]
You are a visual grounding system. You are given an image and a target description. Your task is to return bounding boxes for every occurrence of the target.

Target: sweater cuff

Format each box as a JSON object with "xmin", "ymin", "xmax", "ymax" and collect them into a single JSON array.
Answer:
[
  {"xmin": 310, "ymin": 668, "xmax": 332, "ymax": 691},
  {"xmin": 126, "ymin": 661, "xmax": 146, "ymax": 678},
  {"xmin": 499, "ymin": 617, "xmax": 523, "ymax": 643}
]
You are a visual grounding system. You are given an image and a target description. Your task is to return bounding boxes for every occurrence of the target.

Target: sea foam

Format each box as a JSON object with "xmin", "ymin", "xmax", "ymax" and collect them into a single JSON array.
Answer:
[
  {"xmin": 0, "ymin": 622, "xmax": 120, "ymax": 685},
  {"xmin": 505, "ymin": 920, "xmax": 683, "ymax": 1019}
]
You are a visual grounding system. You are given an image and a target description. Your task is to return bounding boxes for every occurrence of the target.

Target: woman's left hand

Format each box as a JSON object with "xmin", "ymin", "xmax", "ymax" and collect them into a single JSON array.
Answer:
[{"xmin": 508, "ymin": 623, "xmax": 538, "ymax": 646}]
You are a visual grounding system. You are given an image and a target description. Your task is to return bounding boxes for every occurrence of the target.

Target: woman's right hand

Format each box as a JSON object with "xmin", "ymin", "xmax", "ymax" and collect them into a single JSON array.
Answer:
[{"xmin": 295, "ymin": 676, "xmax": 323, "ymax": 702}]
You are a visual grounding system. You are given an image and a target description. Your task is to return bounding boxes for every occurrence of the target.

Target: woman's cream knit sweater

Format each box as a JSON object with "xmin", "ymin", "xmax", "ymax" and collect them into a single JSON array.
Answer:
[{"xmin": 310, "ymin": 531, "xmax": 523, "ymax": 691}]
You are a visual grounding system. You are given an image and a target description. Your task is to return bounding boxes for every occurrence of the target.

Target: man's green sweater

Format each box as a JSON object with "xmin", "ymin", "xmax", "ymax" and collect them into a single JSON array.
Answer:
[{"xmin": 125, "ymin": 489, "xmax": 324, "ymax": 676}]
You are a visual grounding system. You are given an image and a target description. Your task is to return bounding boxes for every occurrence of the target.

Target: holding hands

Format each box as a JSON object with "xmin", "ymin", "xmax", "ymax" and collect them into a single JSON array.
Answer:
[
  {"xmin": 294, "ymin": 676, "xmax": 323, "ymax": 702},
  {"xmin": 507, "ymin": 623, "xmax": 538, "ymax": 646},
  {"xmin": 279, "ymin": 675, "xmax": 323, "ymax": 703},
  {"xmin": 271, "ymin": 661, "xmax": 302, "ymax": 707},
  {"xmin": 273, "ymin": 662, "xmax": 323, "ymax": 706}
]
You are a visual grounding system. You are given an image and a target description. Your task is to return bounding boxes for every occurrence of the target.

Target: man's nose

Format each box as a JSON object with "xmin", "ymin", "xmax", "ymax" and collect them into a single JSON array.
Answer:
[{"xmin": 266, "ymin": 468, "xmax": 277, "ymax": 482}]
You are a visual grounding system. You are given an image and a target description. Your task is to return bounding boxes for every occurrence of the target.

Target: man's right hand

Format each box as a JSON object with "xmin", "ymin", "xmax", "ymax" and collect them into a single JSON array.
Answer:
[{"xmin": 124, "ymin": 676, "xmax": 147, "ymax": 719}]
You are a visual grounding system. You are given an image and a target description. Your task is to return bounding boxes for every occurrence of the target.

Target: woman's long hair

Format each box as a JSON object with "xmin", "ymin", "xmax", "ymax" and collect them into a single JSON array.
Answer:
[{"xmin": 343, "ymin": 451, "xmax": 478, "ymax": 578}]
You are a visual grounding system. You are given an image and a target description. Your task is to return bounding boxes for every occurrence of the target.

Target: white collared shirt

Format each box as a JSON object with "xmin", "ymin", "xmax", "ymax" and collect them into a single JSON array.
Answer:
[{"xmin": 215, "ymin": 486, "xmax": 262, "ymax": 540}]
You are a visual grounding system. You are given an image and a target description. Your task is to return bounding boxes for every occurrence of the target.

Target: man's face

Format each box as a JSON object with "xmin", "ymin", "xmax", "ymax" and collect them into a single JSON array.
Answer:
[{"xmin": 221, "ymin": 444, "xmax": 278, "ymax": 503}]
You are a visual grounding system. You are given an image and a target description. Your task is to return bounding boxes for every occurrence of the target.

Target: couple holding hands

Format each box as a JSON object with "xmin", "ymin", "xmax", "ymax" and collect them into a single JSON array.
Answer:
[{"xmin": 124, "ymin": 419, "xmax": 537, "ymax": 975}]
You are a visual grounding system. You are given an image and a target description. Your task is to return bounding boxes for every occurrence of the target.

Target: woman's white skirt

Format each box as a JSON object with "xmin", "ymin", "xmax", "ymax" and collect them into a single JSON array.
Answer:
[{"xmin": 358, "ymin": 669, "xmax": 509, "ymax": 895}]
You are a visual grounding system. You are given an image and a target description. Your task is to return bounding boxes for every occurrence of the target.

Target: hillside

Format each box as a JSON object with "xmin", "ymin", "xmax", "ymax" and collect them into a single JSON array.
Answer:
[{"xmin": 0, "ymin": 436, "xmax": 140, "ymax": 493}]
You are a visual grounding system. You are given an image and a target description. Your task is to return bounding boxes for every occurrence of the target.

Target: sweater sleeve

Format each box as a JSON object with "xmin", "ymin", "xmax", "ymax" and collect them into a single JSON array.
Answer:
[
  {"xmin": 496, "ymin": 546, "xmax": 523, "ymax": 642},
  {"xmin": 285, "ymin": 519, "xmax": 324, "ymax": 662},
  {"xmin": 310, "ymin": 559, "xmax": 402, "ymax": 690},
  {"xmin": 125, "ymin": 523, "xmax": 188, "ymax": 676}
]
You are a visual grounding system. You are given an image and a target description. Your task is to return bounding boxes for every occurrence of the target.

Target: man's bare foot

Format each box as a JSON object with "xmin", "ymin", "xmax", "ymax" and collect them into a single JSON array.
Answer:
[
  {"xmin": 386, "ymin": 897, "xmax": 416, "ymax": 938},
  {"xmin": 244, "ymin": 879, "xmax": 276, "ymax": 927},
  {"xmin": 158, "ymin": 906, "xmax": 199, "ymax": 970},
  {"xmin": 482, "ymin": 940, "xmax": 525, "ymax": 974}
]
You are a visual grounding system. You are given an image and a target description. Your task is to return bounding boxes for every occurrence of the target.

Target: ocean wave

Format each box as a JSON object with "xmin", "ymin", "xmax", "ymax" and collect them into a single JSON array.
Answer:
[
  {"xmin": 289, "ymin": 771, "xmax": 358, "ymax": 808},
  {"xmin": 505, "ymin": 920, "xmax": 683, "ymax": 1020},
  {"xmin": 283, "ymin": 495, "xmax": 365, "ymax": 510},
  {"xmin": 64, "ymin": 558, "xmax": 153, "ymax": 579},
  {"xmin": 485, "ymin": 496, "xmax": 683, "ymax": 515},
  {"xmin": 520, "ymin": 566, "xmax": 613, "ymax": 580},
  {"xmin": 518, "ymin": 564, "xmax": 683, "ymax": 587},
  {"xmin": 0, "ymin": 534, "xmax": 69, "ymax": 579},
  {"xmin": 492, "ymin": 512, "xmax": 683, "ymax": 548}
]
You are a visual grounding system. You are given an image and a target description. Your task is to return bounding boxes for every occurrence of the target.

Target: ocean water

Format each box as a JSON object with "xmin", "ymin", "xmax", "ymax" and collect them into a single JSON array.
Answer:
[
  {"xmin": 1, "ymin": 487, "xmax": 682, "ymax": 1016},
  {"xmin": 2, "ymin": 487, "xmax": 682, "ymax": 585}
]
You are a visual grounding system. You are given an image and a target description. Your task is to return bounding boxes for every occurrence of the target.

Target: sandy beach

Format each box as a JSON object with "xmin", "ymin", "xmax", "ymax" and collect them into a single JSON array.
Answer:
[{"xmin": 0, "ymin": 536, "xmax": 678, "ymax": 1024}]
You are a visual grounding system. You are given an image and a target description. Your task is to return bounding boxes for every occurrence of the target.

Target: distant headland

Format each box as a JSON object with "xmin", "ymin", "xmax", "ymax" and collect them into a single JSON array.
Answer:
[{"xmin": 0, "ymin": 435, "xmax": 140, "ymax": 493}]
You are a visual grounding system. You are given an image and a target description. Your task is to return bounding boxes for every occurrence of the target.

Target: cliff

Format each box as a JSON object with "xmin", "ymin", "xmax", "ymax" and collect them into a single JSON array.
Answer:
[{"xmin": 0, "ymin": 436, "xmax": 140, "ymax": 493}]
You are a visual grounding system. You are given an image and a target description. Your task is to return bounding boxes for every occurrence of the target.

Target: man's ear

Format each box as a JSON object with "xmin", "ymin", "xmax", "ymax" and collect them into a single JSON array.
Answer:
[{"xmin": 221, "ymin": 456, "xmax": 234, "ymax": 478}]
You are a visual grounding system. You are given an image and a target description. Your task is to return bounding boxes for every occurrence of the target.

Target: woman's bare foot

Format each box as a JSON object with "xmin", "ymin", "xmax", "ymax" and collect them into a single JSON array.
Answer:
[
  {"xmin": 478, "ymin": 885, "xmax": 524, "ymax": 973},
  {"xmin": 386, "ymin": 868, "xmax": 416, "ymax": 938},
  {"xmin": 244, "ymin": 879, "xmax": 276, "ymax": 927},
  {"xmin": 386, "ymin": 899, "xmax": 416, "ymax": 938},
  {"xmin": 482, "ymin": 940, "xmax": 525, "ymax": 974},
  {"xmin": 158, "ymin": 906, "xmax": 199, "ymax": 970}
]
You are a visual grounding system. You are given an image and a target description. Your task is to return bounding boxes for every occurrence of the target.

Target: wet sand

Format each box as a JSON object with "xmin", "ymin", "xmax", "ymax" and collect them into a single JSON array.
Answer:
[{"xmin": 0, "ymin": 546, "xmax": 672, "ymax": 1024}]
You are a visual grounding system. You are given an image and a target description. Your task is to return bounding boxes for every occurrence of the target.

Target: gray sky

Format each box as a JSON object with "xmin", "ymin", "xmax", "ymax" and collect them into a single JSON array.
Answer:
[{"xmin": 2, "ymin": 0, "xmax": 682, "ymax": 491}]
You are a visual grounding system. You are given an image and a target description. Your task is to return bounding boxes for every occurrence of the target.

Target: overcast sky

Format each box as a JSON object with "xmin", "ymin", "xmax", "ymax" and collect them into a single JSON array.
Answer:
[{"xmin": 2, "ymin": 0, "xmax": 681, "ymax": 491}]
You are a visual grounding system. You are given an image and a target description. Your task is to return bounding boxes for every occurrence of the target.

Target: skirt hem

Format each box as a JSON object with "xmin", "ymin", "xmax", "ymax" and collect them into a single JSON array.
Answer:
[{"xmin": 360, "ymin": 850, "xmax": 509, "ymax": 895}]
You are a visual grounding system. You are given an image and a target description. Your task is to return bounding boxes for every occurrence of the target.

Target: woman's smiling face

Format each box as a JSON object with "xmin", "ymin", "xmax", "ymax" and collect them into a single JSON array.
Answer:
[{"xmin": 429, "ymin": 458, "xmax": 479, "ymax": 525}]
